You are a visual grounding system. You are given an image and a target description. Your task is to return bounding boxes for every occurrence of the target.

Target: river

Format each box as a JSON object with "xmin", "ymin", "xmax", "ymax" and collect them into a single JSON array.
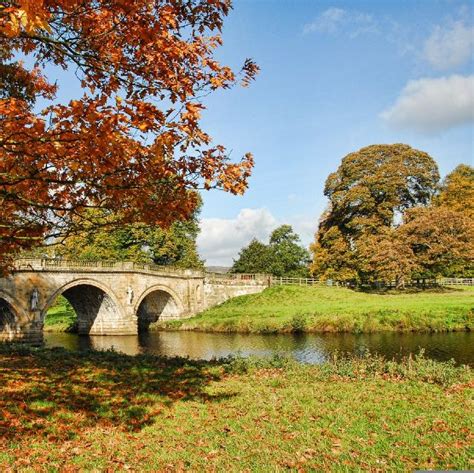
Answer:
[{"xmin": 44, "ymin": 331, "xmax": 474, "ymax": 365}]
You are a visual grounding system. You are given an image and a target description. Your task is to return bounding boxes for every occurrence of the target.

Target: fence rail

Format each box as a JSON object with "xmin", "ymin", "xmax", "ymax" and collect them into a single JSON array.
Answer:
[
  {"xmin": 271, "ymin": 277, "xmax": 474, "ymax": 287},
  {"xmin": 271, "ymin": 277, "xmax": 324, "ymax": 286},
  {"xmin": 439, "ymin": 278, "xmax": 474, "ymax": 286},
  {"xmin": 375, "ymin": 278, "xmax": 474, "ymax": 287}
]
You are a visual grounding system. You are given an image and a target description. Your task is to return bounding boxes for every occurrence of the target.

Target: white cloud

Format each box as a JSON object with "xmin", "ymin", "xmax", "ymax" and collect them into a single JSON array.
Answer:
[
  {"xmin": 303, "ymin": 7, "xmax": 346, "ymax": 34},
  {"xmin": 291, "ymin": 218, "xmax": 317, "ymax": 243},
  {"xmin": 197, "ymin": 208, "xmax": 318, "ymax": 267},
  {"xmin": 381, "ymin": 75, "xmax": 474, "ymax": 133},
  {"xmin": 424, "ymin": 20, "xmax": 474, "ymax": 70},
  {"xmin": 303, "ymin": 7, "xmax": 378, "ymax": 38},
  {"xmin": 197, "ymin": 208, "xmax": 277, "ymax": 267}
]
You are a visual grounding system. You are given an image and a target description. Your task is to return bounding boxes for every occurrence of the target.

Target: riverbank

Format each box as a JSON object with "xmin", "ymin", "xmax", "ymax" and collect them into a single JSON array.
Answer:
[
  {"xmin": 158, "ymin": 285, "xmax": 474, "ymax": 334},
  {"xmin": 0, "ymin": 346, "xmax": 472, "ymax": 471},
  {"xmin": 44, "ymin": 285, "xmax": 474, "ymax": 334}
]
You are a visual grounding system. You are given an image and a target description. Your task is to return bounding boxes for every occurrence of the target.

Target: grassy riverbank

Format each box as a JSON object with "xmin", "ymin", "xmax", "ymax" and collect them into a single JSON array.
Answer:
[
  {"xmin": 160, "ymin": 285, "xmax": 474, "ymax": 334},
  {"xmin": 44, "ymin": 296, "xmax": 76, "ymax": 332},
  {"xmin": 0, "ymin": 346, "xmax": 472, "ymax": 471}
]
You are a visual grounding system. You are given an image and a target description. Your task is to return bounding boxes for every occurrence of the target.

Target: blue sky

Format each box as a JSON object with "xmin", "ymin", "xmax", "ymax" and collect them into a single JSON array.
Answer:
[
  {"xmin": 28, "ymin": 0, "xmax": 474, "ymax": 265},
  {"xmin": 196, "ymin": 0, "xmax": 474, "ymax": 265}
]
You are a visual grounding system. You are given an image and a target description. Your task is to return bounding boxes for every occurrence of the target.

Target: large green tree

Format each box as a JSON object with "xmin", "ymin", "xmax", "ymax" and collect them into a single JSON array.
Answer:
[
  {"xmin": 267, "ymin": 225, "xmax": 311, "ymax": 277},
  {"xmin": 232, "ymin": 225, "xmax": 310, "ymax": 277},
  {"xmin": 311, "ymin": 144, "xmax": 440, "ymax": 283},
  {"xmin": 47, "ymin": 207, "xmax": 203, "ymax": 269},
  {"xmin": 231, "ymin": 239, "xmax": 272, "ymax": 274}
]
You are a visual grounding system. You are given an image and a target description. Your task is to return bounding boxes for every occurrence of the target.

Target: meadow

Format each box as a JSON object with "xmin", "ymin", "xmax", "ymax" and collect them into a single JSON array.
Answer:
[
  {"xmin": 0, "ymin": 346, "xmax": 472, "ymax": 471},
  {"xmin": 159, "ymin": 285, "xmax": 474, "ymax": 334}
]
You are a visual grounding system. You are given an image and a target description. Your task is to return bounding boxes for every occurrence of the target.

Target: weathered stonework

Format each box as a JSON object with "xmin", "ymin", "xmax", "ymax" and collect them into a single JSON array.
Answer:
[{"xmin": 0, "ymin": 259, "xmax": 268, "ymax": 343}]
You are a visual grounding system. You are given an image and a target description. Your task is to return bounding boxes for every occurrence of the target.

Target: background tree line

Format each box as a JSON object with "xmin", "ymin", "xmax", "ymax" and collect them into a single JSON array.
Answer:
[{"xmin": 27, "ymin": 143, "xmax": 472, "ymax": 283}]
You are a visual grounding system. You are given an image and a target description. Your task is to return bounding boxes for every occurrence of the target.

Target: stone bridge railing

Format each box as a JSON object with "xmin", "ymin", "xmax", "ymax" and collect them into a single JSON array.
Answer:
[
  {"xmin": 13, "ymin": 258, "xmax": 202, "ymax": 278},
  {"xmin": 13, "ymin": 258, "xmax": 269, "ymax": 284}
]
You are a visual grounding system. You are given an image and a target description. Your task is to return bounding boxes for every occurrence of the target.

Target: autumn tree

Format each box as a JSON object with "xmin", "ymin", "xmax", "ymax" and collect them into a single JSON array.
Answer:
[
  {"xmin": 435, "ymin": 164, "xmax": 474, "ymax": 216},
  {"xmin": 311, "ymin": 144, "xmax": 440, "ymax": 283},
  {"xmin": 311, "ymin": 210, "xmax": 358, "ymax": 282},
  {"xmin": 401, "ymin": 206, "xmax": 474, "ymax": 278},
  {"xmin": 232, "ymin": 225, "xmax": 310, "ymax": 277},
  {"xmin": 356, "ymin": 229, "xmax": 417, "ymax": 288},
  {"xmin": 0, "ymin": 0, "xmax": 258, "ymax": 271}
]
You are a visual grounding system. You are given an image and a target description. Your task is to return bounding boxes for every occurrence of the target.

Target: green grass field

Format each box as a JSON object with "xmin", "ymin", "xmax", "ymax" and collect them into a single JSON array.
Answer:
[
  {"xmin": 0, "ymin": 346, "xmax": 471, "ymax": 471},
  {"xmin": 160, "ymin": 285, "xmax": 474, "ymax": 334},
  {"xmin": 44, "ymin": 296, "xmax": 76, "ymax": 332}
]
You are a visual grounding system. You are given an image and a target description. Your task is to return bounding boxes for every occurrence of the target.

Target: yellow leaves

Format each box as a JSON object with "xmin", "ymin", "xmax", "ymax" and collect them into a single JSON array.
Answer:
[
  {"xmin": 1, "ymin": 1, "xmax": 52, "ymax": 38},
  {"xmin": 210, "ymin": 76, "xmax": 223, "ymax": 88},
  {"xmin": 159, "ymin": 5, "xmax": 178, "ymax": 29},
  {"xmin": 183, "ymin": 102, "xmax": 204, "ymax": 121}
]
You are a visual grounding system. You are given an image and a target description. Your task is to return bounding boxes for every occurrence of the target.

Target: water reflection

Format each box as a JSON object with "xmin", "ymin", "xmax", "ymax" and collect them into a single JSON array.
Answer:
[{"xmin": 44, "ymin": 331, "xmax": 474, "ymax": 365}]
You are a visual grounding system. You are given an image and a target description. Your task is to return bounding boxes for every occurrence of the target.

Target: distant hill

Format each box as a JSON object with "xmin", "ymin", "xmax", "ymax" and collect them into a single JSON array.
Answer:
[{"xmin": 205, "ymin": 266, "xmax": 231, "ymax": 274}]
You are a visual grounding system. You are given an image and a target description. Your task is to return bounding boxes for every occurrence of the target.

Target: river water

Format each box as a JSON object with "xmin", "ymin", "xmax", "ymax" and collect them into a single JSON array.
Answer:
[{"xmin": 44, "ymin": 331, "xmax": 474, "ymax": 365}]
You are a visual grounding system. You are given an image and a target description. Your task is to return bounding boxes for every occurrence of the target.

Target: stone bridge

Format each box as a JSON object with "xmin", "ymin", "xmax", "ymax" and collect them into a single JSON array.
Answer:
[{"xmin": 0, "ymin": 259, "xmax": 269, "ymax": 344}]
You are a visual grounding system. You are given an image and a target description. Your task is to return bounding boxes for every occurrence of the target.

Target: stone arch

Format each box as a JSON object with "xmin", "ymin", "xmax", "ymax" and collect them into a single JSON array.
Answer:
[
  {"xmin": 42, "ymin": 279, "xmax": 125, "ymax": 335},
  {"xmin": 135, "ymin": 285, "xmax": 184, "ymax": 332},
  {"xmin": 0, "ymin": 293, "xmax": 22, "ymax": 342}
]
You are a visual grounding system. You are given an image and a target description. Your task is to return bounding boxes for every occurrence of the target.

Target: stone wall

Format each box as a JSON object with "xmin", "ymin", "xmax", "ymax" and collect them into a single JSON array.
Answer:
[{"xmin": 203, "ymin": 274, "xmax": 269, "ymax": 309}]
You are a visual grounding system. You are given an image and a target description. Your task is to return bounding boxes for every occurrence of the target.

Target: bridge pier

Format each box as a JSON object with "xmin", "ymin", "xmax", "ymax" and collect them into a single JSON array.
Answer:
[{"xmin": 0, "ymin": 303, "xmax": 43, "ymax": 345}]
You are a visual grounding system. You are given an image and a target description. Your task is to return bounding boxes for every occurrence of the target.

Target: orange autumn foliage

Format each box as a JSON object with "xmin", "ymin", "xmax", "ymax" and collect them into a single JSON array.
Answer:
[{"xmin": 0, "ymin": 0, "xmax": 258, "ymax": 269}]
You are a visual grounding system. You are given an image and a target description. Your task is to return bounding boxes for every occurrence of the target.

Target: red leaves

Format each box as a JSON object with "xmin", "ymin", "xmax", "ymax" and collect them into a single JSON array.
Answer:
[{"xmin": 0, "ymin": 0, "xmax": 259, "ymax": 266}]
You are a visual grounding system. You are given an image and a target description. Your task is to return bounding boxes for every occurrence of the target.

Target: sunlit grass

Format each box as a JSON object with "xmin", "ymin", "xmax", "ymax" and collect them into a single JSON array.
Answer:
[
  {"xmin": 44, "ymin": 296, "xmax": 76, "ymax": 332},
  {"xmin": 0, "ymin": 346, "xmax": 472, "ymax": 471},
  {"xmin": 160, "ymin": 285, "xmax": 474, "ymax": 333}
]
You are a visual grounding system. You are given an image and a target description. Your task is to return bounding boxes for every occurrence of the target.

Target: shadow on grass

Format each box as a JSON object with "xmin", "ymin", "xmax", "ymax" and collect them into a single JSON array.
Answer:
[{"xmin": 0, "ymin": 345, "xmax": 234, "ymax": 441}]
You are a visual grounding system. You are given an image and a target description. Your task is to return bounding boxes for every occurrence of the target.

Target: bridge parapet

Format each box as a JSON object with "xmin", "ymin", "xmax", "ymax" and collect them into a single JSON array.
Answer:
[
  {"xmin": 13, "ymin": 258, "xmax": 204, "ymax": 279},
  {"xmin": 14, "ymin": 259, "xmax": 270, "ymax": 285},
  {"xmin": 202, "ymin": 272, "xmax": 269, "ymax": 310}
]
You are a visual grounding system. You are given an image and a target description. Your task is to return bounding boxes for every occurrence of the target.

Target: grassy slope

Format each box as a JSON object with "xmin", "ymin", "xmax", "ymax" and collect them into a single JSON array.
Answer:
[
  {"xmin": 0, "ymin": 347, "xmax": 471, "ymax": 471},
  {"xmin": 43, "ymin": 296, "xmax": 76, "ymax": 332},
  {"xmin": 160, "ymin": 285, "xmax": 474, "ymax": 333}
]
